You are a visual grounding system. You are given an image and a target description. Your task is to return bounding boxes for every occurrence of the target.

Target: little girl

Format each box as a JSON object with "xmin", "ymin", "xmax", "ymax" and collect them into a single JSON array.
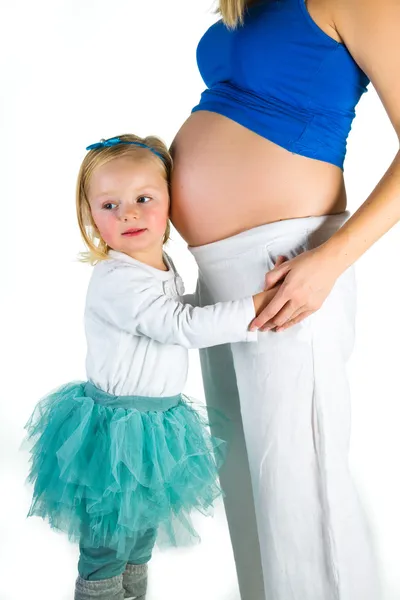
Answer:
[{"xmin": 24, "ymin": 134, "xmax": 280, "ymax": 600}]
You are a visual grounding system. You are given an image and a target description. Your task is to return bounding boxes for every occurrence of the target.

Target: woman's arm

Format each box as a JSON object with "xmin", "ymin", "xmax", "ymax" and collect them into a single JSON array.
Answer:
[{"xmin": 250, "ymin": 0, "xmax": 400, "ymax": 332}]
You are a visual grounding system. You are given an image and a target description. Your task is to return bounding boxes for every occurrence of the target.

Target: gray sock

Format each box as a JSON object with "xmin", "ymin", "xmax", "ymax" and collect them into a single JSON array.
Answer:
[
  {"xmin": 74, "ymin": 574, "xmax": 125, "ymax": 600},
  {"xmin": 123, "ymin": 563, "xmax": 148, "ymax": 599}
]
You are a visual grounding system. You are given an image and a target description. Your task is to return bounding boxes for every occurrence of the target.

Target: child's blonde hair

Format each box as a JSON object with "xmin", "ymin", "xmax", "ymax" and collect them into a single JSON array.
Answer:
[
  {"xmin": 76, "ymin": 134, "xmax": 173, "ymax": 265},
  {"xmin": 217, "ymin": 0, "xmax": 249, "ymax": 28}
]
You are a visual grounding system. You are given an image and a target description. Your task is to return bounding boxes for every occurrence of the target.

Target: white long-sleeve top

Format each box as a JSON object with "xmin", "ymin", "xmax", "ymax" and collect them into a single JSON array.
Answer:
[{"xmin": 84, "ymin": 250, "xmax": 257, "ymax": 397}]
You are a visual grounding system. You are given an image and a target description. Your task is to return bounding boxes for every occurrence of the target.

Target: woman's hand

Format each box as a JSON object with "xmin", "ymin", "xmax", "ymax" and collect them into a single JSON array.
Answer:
[{"xmin": 249, "ymin": 246, "xmax": 343, "ymax": 332}]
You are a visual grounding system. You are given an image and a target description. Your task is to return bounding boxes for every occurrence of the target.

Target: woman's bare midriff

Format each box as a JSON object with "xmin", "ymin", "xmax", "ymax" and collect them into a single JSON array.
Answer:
[{"xmin": 170, "ymin": 111, "xmax": 347, "ymax": 247}]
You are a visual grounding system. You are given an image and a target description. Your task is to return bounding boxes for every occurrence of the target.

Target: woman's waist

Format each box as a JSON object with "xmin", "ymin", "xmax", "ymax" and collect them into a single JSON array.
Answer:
[{"xmin": 170, "ymin": 111, "xmax": 346, "ymax": 246}]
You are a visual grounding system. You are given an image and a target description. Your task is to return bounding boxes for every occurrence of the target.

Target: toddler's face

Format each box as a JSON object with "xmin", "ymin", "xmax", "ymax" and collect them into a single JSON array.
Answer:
[{"xmin": 88, "ymin": 155, "xmax": 169, "ymax": 261}]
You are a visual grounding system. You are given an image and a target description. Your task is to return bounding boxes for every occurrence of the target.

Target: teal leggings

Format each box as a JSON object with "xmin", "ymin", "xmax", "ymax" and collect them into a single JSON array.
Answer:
[{"xmin": 78, "ymin": 528, "xmax": 157, "ymax": 581}]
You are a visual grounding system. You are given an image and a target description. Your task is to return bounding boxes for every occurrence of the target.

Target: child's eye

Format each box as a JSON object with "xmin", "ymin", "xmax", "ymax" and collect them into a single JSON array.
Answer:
[
  {"xmin": 137, "ymin": 196, "xmax": 152, "ymax": 204},
  {"xmin": 103, "ymin": 202, "xmax": 117, "ymax": 210}
]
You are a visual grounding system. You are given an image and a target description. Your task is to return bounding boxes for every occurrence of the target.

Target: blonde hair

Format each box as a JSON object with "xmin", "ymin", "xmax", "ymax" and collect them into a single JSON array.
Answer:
[
  {"xmin": 217, "ymin": 0, "xmax": 248, "ymax": 28},
  {"xmin": 76, "ymin": 134, "xmax": 172, "ymax": 265}
]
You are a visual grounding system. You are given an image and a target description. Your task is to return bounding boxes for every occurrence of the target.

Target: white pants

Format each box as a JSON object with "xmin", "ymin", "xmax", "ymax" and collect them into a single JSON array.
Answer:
[{"xmin": 189, "ymin": 213, "xmax": 380, "ymax": 600}]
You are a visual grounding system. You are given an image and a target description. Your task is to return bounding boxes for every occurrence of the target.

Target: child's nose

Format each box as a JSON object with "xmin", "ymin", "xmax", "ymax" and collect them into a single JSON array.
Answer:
[{"xmin": 120, "ymin": 203, "xmax": 140, "ymax": 220}]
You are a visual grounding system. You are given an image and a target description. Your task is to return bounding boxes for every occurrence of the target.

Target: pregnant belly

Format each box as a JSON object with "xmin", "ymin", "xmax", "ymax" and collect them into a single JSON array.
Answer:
[{"xmin": 170, "ymin": 111, "xmax": 347, "ymax": 247}]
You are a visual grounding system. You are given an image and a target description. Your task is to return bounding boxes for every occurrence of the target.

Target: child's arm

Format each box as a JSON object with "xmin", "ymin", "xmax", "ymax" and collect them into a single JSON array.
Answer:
[
  {"xmin": 180, "ymin": 288, "xmax": 278, "ymax": 309},
  {"xmin": 89, "ymin": 265, "xmax": 280, "ymax": 350}
]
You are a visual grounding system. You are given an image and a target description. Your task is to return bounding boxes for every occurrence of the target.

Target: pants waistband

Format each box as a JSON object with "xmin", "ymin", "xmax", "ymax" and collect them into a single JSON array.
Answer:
[{"xmin": 188, "ymin": 211, "xmax": 350, "ymax": 265}]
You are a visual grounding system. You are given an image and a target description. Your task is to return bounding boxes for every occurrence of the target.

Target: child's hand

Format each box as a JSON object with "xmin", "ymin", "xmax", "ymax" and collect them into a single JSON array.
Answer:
[
  {"xmin": 251, "ymin": 255, "xmax": 288, "ymax": 331},
  {"xmin": 252, "ymin": 284, "xmax": 282, "ymax": 327},
  {"xmin": 270, "ymin": 255, "xmax": 287, "ymax": 272}
]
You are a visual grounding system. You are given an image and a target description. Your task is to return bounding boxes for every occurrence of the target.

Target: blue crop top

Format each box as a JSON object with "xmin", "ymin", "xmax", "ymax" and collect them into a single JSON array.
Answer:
[{"xmin": 192, "ymin": 0, "xmax": 370, "ymax": 169}]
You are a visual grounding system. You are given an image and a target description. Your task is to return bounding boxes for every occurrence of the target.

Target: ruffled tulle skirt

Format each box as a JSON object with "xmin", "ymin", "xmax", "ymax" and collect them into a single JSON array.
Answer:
[{"xmin": 23, "ymin": 381, "xmax": 227, "ymax": 559}]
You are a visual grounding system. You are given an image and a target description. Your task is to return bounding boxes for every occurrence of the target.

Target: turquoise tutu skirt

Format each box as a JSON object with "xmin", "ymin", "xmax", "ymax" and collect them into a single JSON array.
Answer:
[{"xmin": 24, "ymin": 381, "xmax": 227, "ymax": 558}]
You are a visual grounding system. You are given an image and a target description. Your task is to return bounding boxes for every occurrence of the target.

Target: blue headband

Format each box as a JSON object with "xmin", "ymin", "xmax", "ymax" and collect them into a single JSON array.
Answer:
[{"xmin": 86, "ymin": 136, "xmax": 165, "ymax": 162}]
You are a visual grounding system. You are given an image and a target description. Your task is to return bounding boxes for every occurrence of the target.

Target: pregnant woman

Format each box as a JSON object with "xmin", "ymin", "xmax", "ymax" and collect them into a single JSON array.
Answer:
[{"xmin": 170, "ymin": 1, "xmax": 400, "ymax": 599}]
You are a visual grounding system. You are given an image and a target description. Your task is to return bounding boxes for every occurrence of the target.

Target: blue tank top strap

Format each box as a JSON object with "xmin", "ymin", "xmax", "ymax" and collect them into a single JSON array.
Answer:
[
  {"xmin": 83, "ymin": 381, "xmax": 182, "ymax": 412},
  {"xmin": 296, "ymin": 0, "xmax": 340, "ymax": 45}
]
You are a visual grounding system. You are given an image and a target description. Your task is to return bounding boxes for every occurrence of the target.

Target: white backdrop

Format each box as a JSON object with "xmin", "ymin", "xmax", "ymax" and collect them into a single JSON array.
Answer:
[{"xmin": 1, "ymin": 1, "xmax": 400, "ymax": 599}]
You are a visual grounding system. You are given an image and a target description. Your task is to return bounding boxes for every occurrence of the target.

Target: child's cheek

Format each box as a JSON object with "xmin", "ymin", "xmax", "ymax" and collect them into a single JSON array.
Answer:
[
  {"xmin": 93, "ymin": 214, "xmax": 117, "ymax": 245},
  {"xmin": 149, "ymin": 208, "xmax": 169, "ymax": 235}
]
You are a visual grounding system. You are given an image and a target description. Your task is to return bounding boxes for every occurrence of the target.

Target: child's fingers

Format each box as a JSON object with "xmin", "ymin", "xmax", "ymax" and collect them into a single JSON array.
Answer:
[
  {"xmin": 274, "ymin": 255, "xmax": 287, "ymax": 267},
  {"xmin": 263, "ymin": 256, "xmax": 288, "ymax": 289}
]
